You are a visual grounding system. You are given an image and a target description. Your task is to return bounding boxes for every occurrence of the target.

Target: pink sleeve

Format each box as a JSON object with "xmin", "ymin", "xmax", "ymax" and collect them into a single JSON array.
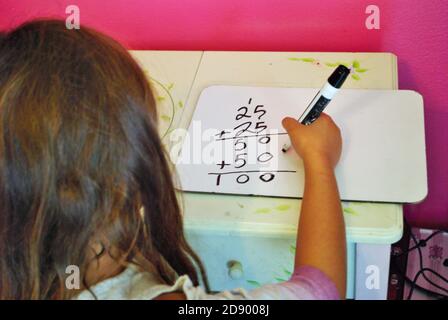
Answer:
[{"xmin": 247, "ymin": 266, "xmax": 341, "ymax": 300}]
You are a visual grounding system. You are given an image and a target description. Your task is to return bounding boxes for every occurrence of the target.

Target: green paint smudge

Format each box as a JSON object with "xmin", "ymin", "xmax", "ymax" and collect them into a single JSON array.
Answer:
[
  {"xmin": 355, "ymin": 68, "xmax": 368, "ymax": 73},
  {"xmin": 325, "ymin": 62, "xmax": 338, "ymax": 67},
  {"xmin": 156, "ymin": 96, "xmax": 166, "ymax": 102},
  {"xmin": 167, "ymin": 83, "xmax": 174, "ymax": 90},
  {"xmin": 300, "ymin": 58, "xmax": 315, "ymax": 62},
  {"xmin": 351, "ymin": 74, "xmax": 361, "ymax": 81},
  {"xmin": 150, "ymin": 77, "xmax": 175, "ymax": 139},
  {"xmin": 275, "ymin": 204, "xmax": 291, "ymax": 212},
  {"xmin": 287, "ymin": 57, "xmax": 315, "ymax": 63},
  {"xmin": 246, "ymin": 280, "xmax": 261, "ymax": 287},
  {"xmin": 275, "ymin": 277, "xmax": 287, "ymax": 282},
  {"xmin": 236, "ymin": 202, "xmax": 244, "ymax": 209},
  {"xmin": 254, "ymin": 208, "xmax": 271, "ymax": 214},
  {"xmin": 352, "ymin": 60, "xmax": 361, "ymax": 68},
  {"xmin": 343, "ymin": 207, "xmax": 359, "ymax": 215},
  {"xmin": 178, "ymin": 100, "xmax": 184, "ymax": 108},
  {"xmin": 289, "ymin": 245, "xmax": 296, "ymax": 254},
  {"xmin": 160, "ymin": 115, "xmax": 171, "ymax": 122},
  {"xmin": 283, "ymin": 268, "xmax": 292, "ymax": 276}
]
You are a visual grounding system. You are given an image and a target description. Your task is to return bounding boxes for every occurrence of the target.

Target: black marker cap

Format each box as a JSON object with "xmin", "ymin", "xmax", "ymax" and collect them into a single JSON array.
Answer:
[{"xmin": 328, "ymin": 65, "xmax": 351, "ymax": 88}]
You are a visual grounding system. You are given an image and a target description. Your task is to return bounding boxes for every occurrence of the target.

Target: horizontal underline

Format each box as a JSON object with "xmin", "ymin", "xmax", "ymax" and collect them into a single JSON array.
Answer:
[
  {"xmin": 215, "ymin": 132, "xmax": 288, "ymax": 141},
  {"xmin": 208, "ymin": 170, "xmax": 296, "ymax": 175}
]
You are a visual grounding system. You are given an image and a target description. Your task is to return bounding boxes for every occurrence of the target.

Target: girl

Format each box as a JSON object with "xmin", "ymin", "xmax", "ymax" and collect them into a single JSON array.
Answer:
[{"xmin": 0, "ymin": 20, "xmax": 346, "ymax": 300}]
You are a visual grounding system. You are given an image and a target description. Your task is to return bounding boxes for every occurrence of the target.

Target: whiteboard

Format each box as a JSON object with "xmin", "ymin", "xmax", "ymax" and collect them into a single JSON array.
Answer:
[{"xmin": 175, "ymin": 86, "xmax": 427, "ymax": 203}]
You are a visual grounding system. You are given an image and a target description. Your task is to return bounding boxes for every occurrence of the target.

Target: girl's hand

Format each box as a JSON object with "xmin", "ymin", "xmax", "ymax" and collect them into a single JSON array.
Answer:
[{"xmin": 282, "ymin": 113, "xmax": 342, "ymax": 169}]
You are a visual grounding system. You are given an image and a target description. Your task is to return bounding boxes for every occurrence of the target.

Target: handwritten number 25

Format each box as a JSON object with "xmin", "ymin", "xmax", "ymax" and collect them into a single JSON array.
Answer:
[{"xmin": 233, "ymin": 122, "xmax": 257, "ymax": 137}]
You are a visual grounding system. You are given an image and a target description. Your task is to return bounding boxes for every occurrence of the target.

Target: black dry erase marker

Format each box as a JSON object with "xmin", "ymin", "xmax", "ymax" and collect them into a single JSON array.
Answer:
[{"xmin": 282, "ymin": 64, "xmax": 350, "ymax": 152}]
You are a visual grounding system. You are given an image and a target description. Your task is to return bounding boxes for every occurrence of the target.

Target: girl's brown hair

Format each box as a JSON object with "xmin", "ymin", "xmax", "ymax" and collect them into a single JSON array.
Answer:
[{"xmin": 0, "ymin": 19, "xmax": 208, "ymax": 299}]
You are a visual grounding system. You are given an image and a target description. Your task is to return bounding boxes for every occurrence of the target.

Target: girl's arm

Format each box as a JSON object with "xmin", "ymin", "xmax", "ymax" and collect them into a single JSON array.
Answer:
[
  {"xmin": 156, "ymin": 113, "xmax": 346, "ymax": 301},
  {"xmin": 282, "ymin": 114, "xmax": 346, "ymax": 298}
]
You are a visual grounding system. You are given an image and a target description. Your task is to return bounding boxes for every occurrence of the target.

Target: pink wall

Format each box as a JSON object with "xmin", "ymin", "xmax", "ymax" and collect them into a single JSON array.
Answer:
[{"xmin": 0, "ymin": 0, "xmax": 447, "ymax": 229}]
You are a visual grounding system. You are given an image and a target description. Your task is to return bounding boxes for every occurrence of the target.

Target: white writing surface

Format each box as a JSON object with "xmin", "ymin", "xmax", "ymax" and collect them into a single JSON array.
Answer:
[{"xmin": 176, "ymin": 86, "xmax": 427, "ymax": 203}]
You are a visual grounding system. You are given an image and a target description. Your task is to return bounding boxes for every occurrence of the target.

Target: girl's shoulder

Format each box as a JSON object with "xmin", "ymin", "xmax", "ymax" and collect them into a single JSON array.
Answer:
[
  {"xmin": 73, "ymin": 263, "xmax": 249, "ymax": 300},
  {"xmin": 74, "ymin": 264, "xmax": 339, "ymax": 300}
]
